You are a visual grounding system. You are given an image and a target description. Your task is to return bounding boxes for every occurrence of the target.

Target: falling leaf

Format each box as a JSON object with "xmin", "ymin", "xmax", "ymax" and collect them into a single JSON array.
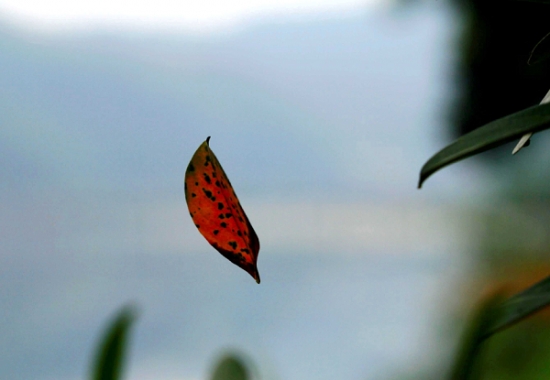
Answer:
[{"xmin": 185, "ymin": 137, "xmax": 261, "ymax": 283}]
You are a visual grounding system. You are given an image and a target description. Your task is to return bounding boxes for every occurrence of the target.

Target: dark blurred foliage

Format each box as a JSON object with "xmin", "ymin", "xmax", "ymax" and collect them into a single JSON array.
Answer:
[
  {"xmin": 451, "ymin": 0, "xmax": 550, "ymax": 150},
  {"xmin": 479, "ymin": 319, "xmax": 550, "ymax": 380},
  {"xmin": 450, "ymin": 3, "xmax": 550, "ymax": 377},
  {"xmin": 90, "ymin": 306, "xmax": 136, "ymax": 380},
  {"xmin": 210, "ymin": 354, "xmax": 251, "ymax": 380},
  {"xmin": 391, "ymin": 2, "xmax": 550, "ymax": 379}
]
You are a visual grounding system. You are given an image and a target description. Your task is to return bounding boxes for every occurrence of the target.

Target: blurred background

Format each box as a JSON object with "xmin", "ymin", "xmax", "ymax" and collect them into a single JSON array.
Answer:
[{"xmin": 2, "ymin": 0, "xmax": 550, "ymax": 379}]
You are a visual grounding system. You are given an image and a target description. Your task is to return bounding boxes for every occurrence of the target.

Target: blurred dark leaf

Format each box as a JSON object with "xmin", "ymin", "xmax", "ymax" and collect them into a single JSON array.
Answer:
[
  {"xmin": 529, "ymin": 31, "xmax": 550, "ymax": 64},
  {"xmin": 418, "ymin": 102, "xmax": 550, "ymax": 188},
  {"xmin": 211, "ymin": 354, "xmax": 250, "ymax": 380},
  {"xmin": 91, "ymin": 306, "xmax": 137, "ymax": 380},
  {"xmin": 450, "ymin": 0, "xmax": 550, "ymax": 147},
  {"xmin": 482, "ymin": 275, "xmax": 550, "ymax": 338},
  {"xmin": 449, "ymin": 293, "xmax": 504, "ymax": 380}
]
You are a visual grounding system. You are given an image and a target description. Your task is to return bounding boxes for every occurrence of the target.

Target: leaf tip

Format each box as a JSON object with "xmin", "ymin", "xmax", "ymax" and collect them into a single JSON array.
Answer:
[
  {"xmin": 90, "ymin": 304, "xmax": 139, "ymax": 380},
  {"xmin": 206, "ymin": 136, "xmax": 211, "ymax": 145},
  {"xmin": 512, "ymin": 133, "xmax": 532, "ymax": 154},
  {"xmin": 418, "ymin": 173, "xmax": 427, "ymax": 189},
  {"xmin": 527, "ymin": 52, "xmax": 536, "ymax": 66}
]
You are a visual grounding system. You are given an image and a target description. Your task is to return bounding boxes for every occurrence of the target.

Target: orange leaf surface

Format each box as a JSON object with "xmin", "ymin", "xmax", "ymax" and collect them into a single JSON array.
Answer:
[{"xmin": 185, "ymin": 137, "xmax": 261, "ymax": 283}]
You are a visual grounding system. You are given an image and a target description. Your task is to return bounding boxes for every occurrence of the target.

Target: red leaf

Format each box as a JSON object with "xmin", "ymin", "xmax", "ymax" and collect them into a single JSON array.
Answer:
[{"xmin": 185, "ymin": 137, "xmax": 261, "ymax": 283}]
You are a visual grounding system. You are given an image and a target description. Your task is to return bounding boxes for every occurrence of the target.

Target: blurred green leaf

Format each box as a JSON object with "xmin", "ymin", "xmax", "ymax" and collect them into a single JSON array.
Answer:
[
  {"xmin": 418, "ymin": 102, "xmax": 550, "ymax": 188},
  {"xmin": 482, "ymin": 275, "xmax": 550, "ymax": 338},
  {"xmin": 449, "ymin": 293, "xmax": 504, "ymax": 380},
  {"xmin": 529, "ymin": 31, "xmax": 550, "ymax": 65},
  {"xmin": 91, "ymin": 306, "xmax": 137, "ymax": 380},
  {"xmin": 211, "ymin": 354, "xmax": 250, "ymax": 380}
]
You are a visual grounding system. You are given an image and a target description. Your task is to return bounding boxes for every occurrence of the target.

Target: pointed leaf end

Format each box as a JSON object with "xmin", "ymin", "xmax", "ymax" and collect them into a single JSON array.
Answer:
[
  {"xmin": 252, "ymin": 268, "xmax": 261, "ymax": 284},
  {"xmin": 91, "ymin": 304, "xmax": 139, "ymax": 380},
  {"xmin": 512, "ymin": 134, "xmax": 532, "ymax": 154},
  {"xmin": 206, "ymin": 136, "xmax": 211, "ymax": 145},
  {"xmin": 418, "ymin": 172, "xmax": 428, "ymax": 189}
]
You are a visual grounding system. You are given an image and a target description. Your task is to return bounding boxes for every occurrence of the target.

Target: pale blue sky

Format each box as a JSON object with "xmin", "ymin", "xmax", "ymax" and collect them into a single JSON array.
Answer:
[
  {"xmin": 0, "ymin": 4, "xmax": 489, "ymax": 380},
  {"xmin": 0, "ymin": 0, "xmax": 378, "ymax": 32}
]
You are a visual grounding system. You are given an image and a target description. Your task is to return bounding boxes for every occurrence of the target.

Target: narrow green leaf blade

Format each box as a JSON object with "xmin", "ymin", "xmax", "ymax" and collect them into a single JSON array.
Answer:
[
  {"xmin": 91, "ymin": 306, "xmax": 137, "ymax": 380},
  {"xmin": 418, "ymin": 102, "xmax": 550, "ymax": 188},
  {"xmin": 482, "ymin": 275, "xmax": 550, "ymax": 339},
  {"xmin": 210, "ymin": 354, "xmax": 250, "ymax": 380}
]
